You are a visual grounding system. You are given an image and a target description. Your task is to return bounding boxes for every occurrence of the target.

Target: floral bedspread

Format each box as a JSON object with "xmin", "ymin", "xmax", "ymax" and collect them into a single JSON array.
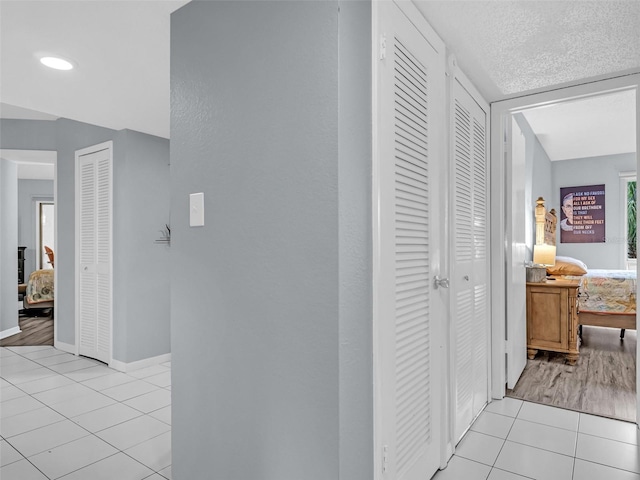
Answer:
[
  {"xmin": 25, "ymin": 269, "xmax": 54, "ymax": 305},
  {"xmin": 574, "ymin": 269, "xmax": 636, "ymax": 314}
]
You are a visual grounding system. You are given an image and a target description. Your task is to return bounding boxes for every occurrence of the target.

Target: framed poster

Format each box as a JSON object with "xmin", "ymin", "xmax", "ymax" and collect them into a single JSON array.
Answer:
[{"xmin": 560, "ymin": 184, "xmax": 605, "ymax": 243}]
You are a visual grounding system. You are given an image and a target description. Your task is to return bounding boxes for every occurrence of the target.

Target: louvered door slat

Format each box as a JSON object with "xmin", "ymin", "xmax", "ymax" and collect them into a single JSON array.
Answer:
[
  {"xmin": 473, "ymin": 119, "xmax": 488, "ymax": 260},
  {"xmin": 454, "ymin": 100, "xmax": 473, "ymax": 263},
  {"xmin": 77, "ymin": 144, "xmax": 112, "ymax": 365},
  {"xmin": 451, "ymin": 77, "xmax": 490, "ymax": 443},
  {"xmin": 393, "ymin": 35, "xmax": 433, "ymax": 479},
  {"xmin": 377, "ymin": 3, "xmax": 444, "ymax": 478}
]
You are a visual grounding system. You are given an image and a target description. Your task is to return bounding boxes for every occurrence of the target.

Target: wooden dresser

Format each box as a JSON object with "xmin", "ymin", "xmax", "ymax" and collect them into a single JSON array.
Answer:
[{"xmin": 526, "ymin": 277, "xmax": 582, "ymax": 365}]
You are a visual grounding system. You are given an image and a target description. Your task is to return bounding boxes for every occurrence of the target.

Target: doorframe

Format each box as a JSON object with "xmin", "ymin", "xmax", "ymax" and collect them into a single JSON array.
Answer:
[
  {"xmin": 34, "ymin": 199, "xmax": 54, "ymax": 271},
  {"xmin": 490, "ymin": 75, "xmax": 640, "ymax": 412},
  {"xmin": 74, "ymin": 141, "xmax": 113, "ymax": 365},
  {"xmin": 619, "ymin": 171, "xmax": 636, "ymax": 269}
]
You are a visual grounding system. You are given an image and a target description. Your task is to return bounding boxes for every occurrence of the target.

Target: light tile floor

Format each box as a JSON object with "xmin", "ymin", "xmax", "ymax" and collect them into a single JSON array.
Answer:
[
  {"xmin": 4, "ymin": 346, "xmax": 639, "ymax": 480},
  {"xmin": 434, "ymin": 397, "xmax": 640, "ymax": 480},
  {"xmin": 0, "ymin": 346, "xmax": 171, "ymax": 480}
]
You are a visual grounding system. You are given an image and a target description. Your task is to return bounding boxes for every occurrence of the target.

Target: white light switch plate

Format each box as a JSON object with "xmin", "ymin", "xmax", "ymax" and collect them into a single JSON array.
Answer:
[{"xmin": 190, "ymin": 192, "xmax": 204, "ymax": 227}]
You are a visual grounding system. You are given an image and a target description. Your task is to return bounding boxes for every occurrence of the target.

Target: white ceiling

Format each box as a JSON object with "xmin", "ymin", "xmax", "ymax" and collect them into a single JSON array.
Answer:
[
  {"xmin": 0, "ymin": 0, "xmax": 188, "ymax": 139},
  {"xmin": 0, "ymin": 149, "xmax": 56, "ymax": 180},
  {"xmin": 415, "ymin": 1, "xmax": 640, "ymax": 102},
  {"xmin": 521, "ymin": 90, "xmax": 637, "ymax": 161},
  {"xmin": 0, "ymin": 0, "xmax": 639, "ymax": 159}
]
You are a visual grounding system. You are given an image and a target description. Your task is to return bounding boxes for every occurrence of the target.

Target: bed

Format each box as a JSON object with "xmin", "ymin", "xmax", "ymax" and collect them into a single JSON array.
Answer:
[
  {"xmin": 22, "ymin": 269, "xmax": 54, "ymax": 315},
  {"xmin": 535, "ymin": 197, "xmax": 636, "ymax": 338},
  {"xmin": 576, "ymin": 269, "xmax": 636, "ymax": 338}
]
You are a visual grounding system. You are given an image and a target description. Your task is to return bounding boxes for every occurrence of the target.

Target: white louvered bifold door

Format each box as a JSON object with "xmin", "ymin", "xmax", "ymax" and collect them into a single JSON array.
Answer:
[
  {"xmin": 450, "ymin": 78, "xmax": 490, "ymax": 442},
  {"xmin": 76, "ymin": 143, "xmax": 112, "ymax": 365},
  {"xmin": 375, "ymin": 2, "xmax": 446, "ymax": 479}
]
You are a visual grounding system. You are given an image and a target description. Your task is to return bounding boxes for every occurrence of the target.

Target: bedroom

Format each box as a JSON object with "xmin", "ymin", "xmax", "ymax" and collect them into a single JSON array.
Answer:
[{"xmin": 508, "ymin": 89, "xmax": 638, "ymax": 422}]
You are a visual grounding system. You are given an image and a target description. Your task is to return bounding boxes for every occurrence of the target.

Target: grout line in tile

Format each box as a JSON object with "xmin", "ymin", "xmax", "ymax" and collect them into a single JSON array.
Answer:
[
  {"xmin": 491, "ymin": 467, "xmax": 536, "ymax": 479},
  {"xmin": 503, "ymin": 437, "xmax": 577, "ymax": 460},
  {"xmin": 4, "ymin": 428, "xmax": 93, "ymax": 459},
  {"xmin": 575, "ymin": 457, "xmax": 640, "ymax": 477},
  {"xmin": 52, "ymin": 451, "xmax": 125, "ymax": 480},
  {"xmin": 512, "ymin": 411, "xmax": 580, "ymax": 434},
  {"xmin": 117, "ymin": 435, "xmax": 171, "ymax": 474},
  {"xmin": 1, "ymin": 346, "xmax": 173, "ymax": 479},
  {"xmin": 577, "ymin": 429, "xmax": 639, "ymax": 447}
]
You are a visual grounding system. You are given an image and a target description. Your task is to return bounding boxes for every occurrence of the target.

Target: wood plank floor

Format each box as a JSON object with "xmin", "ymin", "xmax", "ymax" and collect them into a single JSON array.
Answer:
[
  {"xmin": 508, "ymin": 325, "xmax": 636, "ymax": 422},
  {"xmin": 0, "ymin": 314, "xmax": 54, "ymax": 347}
]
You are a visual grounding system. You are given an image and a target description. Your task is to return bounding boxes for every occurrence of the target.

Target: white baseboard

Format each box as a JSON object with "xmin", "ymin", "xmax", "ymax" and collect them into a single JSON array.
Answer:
[
  {"xmin": 55, "ymin": 341, "xmax": 76, "ymax": 354},
  {"xmin": 110, "ymin": 352, "xmax": 171, "ymax": 373},
  {"xmin": 0, "ymin": 326, "xmax": 21, "ymax": 340}
]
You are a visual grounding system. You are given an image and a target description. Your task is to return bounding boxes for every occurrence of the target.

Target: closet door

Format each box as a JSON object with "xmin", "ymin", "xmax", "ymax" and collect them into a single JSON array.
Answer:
[
  {"xmin": 76, "ymin": 142, "xmax": 112, "ymax": 364},
  {"xmin": 450, "ymin": 77, "xmax": 490, "ymax": 442},
  {"xmin": 374, "ymin": 1, "xmax": 446, "ymax": 479}
]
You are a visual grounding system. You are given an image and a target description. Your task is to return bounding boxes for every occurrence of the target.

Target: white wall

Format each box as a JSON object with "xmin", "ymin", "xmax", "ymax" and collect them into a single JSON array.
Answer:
[{"xmin": 1, "ymin": 159, "xmax": 19, "ymax": 334}]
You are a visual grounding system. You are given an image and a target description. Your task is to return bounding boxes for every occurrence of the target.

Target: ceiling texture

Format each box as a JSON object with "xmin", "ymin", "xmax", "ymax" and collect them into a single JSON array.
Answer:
[{"xmin": 1, "ymin": 0, "xmax": 639, "ymax": 160}]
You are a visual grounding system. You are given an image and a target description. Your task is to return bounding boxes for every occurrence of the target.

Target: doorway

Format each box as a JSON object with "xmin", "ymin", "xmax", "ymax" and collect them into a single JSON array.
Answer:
[
  {"xmin": 0, "ymin": 150, "xmax": 57, "ymax": 347},
  {"xmin": 36, "ymin": 201, "xmax": 55, "ymax": 270},
  {"xmin": 491, "ymin": 76, "xmax": 640, "ymax": 423}
]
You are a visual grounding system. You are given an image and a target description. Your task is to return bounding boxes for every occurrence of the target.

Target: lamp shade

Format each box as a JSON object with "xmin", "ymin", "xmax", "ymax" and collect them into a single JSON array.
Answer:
[{"xmin": 533, "ymin": 244, "xmax": 556, "ymax": 266}]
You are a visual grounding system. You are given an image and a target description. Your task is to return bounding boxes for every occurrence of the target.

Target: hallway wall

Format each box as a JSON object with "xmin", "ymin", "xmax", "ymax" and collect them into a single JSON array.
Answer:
[
  {"xmin": 0, "ymin": 118, "xmax": 171, "ymax": 365},
  {"xmin": 170, "ymin": 1, "xmax": 372, "ymax": 478}
]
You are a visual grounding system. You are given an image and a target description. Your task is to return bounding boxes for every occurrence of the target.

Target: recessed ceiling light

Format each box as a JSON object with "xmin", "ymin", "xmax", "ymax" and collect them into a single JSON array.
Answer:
[{"xmin": 40, "ymin": 56, "xmax": 74, "ymax": 71}]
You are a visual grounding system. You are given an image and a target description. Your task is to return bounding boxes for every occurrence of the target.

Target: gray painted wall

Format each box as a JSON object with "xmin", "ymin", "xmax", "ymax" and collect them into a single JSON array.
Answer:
[
  {"xmin": 517, "ymin": 114, "xmax": 553, "ymax": 259},
  {"xmin": 18, "ymin": 179, "xmax": 54, "ymax": 279},
  {"xmin": 55, "ymin": 119, "xmax": 121, "ymax": 345},
  {"xmin": 519, "ymin": 114, "xmax": 636, "ymax": 270},
  {"xmin": 170, "ymin": 1, "xmax": 372, "ymax": 479},
  {"xmin": 112, "ymin": 130, "xmax": 171, "ymax": 363},
  {"xmin": 0, "ymin": 119, "xmax": 171, "ymax": 363},
  {"xmin": 0, "ymin": 118, "xmax": 117, "ymax": 345},
  {"xmin": 337, "ymin": 1, "xmax": 373, "ymax": 478},
  {"xmin": 0, "ymin": 159, "xmax": 19, "ymax": 333},
  {"xmin": 552, "ymin": 152, "xmax": 636, "ymax": 269}
]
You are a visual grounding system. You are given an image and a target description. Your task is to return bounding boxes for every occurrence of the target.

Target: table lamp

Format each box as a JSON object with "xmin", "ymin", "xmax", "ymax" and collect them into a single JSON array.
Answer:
[{"xmin": 533, "ymin": 244, "xmax": 556, "ymax": 267}]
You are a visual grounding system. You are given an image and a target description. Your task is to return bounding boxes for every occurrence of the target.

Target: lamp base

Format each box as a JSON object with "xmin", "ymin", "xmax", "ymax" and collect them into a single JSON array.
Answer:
[{"xmin": 526, "ymin": 266, "xmax": 547, "ymax": 283}]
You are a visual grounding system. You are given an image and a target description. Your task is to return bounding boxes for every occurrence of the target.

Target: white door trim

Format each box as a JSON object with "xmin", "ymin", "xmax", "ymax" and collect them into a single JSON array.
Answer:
[
  {"xmin": 34, "ymin": 200, "xmax": 54, "ymax": 271},
  {"xmin": 490, "ymin": 75, "xmax": 640, "ymax": 404},
  {"xmin": 619, "ymin": 171, "xmax": 637, "ymax": 269},
  {"xmin": 48, "ymin": 152, "xmax": 59, "ymax": 349},
  {"xmin": 74, "ymin": 141, "xmax": 113, "ymax": 365}
]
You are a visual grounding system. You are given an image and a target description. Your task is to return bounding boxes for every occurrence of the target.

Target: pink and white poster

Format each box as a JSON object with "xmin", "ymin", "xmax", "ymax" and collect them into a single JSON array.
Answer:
[{"xmin": 560, "ymin": 184, "xmax": 605, "ymax": 243}]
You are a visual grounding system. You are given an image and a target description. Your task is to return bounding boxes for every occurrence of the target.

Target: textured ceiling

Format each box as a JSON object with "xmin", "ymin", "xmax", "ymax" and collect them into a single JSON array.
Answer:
[
  {"xmin": 416, "ymin": 1, "xmax": 640, "ymax": 102},
  {"xmin": 0, "ymin": 0, "xmax": 639, "ymax": 146}
]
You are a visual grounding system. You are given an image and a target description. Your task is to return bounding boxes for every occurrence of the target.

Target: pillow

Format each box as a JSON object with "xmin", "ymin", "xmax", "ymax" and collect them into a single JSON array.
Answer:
[{"xmin": 546, "ymin": 256, "xmax": 588, "ymax": 276}]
